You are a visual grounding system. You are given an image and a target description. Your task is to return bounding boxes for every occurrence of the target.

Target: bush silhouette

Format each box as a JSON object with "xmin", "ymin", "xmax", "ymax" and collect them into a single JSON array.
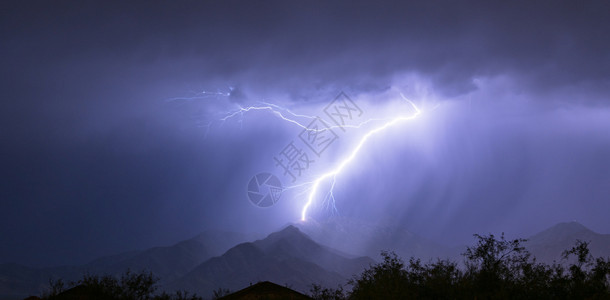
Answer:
[
  {"xmin": 314, "ymin": 234, "xmax": 610, "ymax": 300},
  {"xmin": 43, "ymin": 269, "xmax": 202, "ymax": 300}
]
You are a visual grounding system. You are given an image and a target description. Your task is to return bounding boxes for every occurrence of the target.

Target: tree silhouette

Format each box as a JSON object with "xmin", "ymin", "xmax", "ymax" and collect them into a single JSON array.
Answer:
[
  {"xmin": 42, "ymin": 270, "xmax": 202, "ymax": 300},
  {"xmin": 41, "ymin": 236, "xmax": 610, "ymax": 300},
  {"xmin": 344, "ymin": 235, "xmax": 610, "ymax": 300}
]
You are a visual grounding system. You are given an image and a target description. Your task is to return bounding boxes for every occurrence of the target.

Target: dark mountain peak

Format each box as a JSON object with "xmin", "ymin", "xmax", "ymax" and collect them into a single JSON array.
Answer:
[
  {"xmin": 527, "ymin": 221, "xmax": 599, "ymax": 253},
  {"xmin": 526, "ymin": 221, "xmax": 610, "ymax": 264},
  {"xmin": 252, "ymin": 225, "xmax": 322, "ymax": 256},
  {"xmin": 176, "ymin": 224, "xmax": 373, "ymax": 296},
  {"xmin": 534, "ymin": 221, "xmax": 597, "ymax": 239},
  {"xmin": 294, "ymin": 217, "xmax": 449, "ymax": 260},
  {"xmin": 223, "ymin": 242, "xmax": 264, "ymax": 258},
  {"xmin": 553, "ymin": 221, "xmax": 591, "ymax": 231},
  {"xmin": 278, "ymin": 224, "xmax": 301, "ymax": 234},
  {"xmin": 264, "ymin": 225, "xmax": 311, "ymax": 242}
]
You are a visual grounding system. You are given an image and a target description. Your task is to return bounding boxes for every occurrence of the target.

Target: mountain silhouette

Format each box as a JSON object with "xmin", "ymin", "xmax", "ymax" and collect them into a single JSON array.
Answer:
[
  {"xmin": 0, "ymin": 230, "xmax": 256, "ymax": 299},
  {"xmin": 2, "ymin": 221, "xmax": 609, "ymax": 299},
  {"xmin": 83, "ymin": 230, "xmax": 257, "ymax": 283},
  {"xmin": 526, "ymin": 221, "xmax": 610, "ymax": 263},
  {"xmin": 170, "ymin": 225, "xmax": 374, "ymax": 297},
  {"xmin": 294, "ymin": 216, "xmax": 451, "ymax": 261}
]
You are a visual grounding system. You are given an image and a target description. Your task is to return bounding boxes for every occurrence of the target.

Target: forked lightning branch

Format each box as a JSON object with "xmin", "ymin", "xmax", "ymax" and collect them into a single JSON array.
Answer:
[{"xmin": 171, "ymin": 90, "xmax": 424, "ymax": 221}]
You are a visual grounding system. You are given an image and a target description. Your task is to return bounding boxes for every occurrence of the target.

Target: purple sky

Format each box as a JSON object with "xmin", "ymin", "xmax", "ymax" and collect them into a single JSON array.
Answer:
[{"xmin": 1, "ymin": 1, "xmax": 609, "ymax": 267}]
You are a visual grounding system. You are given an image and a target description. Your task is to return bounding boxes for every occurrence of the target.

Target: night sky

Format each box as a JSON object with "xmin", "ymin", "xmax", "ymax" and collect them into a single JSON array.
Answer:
[{"xmin": 1, "ymin": 1, "xmax": 609, "ymax": 267}]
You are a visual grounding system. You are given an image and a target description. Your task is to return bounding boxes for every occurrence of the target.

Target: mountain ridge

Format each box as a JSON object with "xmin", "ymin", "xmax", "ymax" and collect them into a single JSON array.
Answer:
[
  {"xmin": 293, "ymin": 216, "xmax": 453, "ymax": 261},
  {"xmin": 525, "ymin": 221, "xmax": 610, "ymax": 263},
  {"xmin": 2, "ymin": 221, "xmax": 609, "ymax": 299},
  {"xmin": 169, "ymin": 225, "xmax": 375, "ymax": 297}
]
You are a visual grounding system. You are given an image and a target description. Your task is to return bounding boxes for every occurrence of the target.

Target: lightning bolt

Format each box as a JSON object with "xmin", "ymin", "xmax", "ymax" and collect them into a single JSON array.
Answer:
[
  {"xmin": 219, "ymin": 103, "xmax": 396, "ymax": 133},
  {"xmin": 165, "ymin": 89, "xmax": 231, "ymax": 102},
  {"xmin": 168, "ymin": 88, "xmax": 401, "ymax": 133},
  {"xmin": 300, "ymin": 94, "xmax": 421, "ymax": 221},
  {"xmin": 219, "ymin": 105, "xmax": 317, "ymax": 131},
  {"xmin": 167, "ymin": 89, "xmax": 426, "ymax": 221}
]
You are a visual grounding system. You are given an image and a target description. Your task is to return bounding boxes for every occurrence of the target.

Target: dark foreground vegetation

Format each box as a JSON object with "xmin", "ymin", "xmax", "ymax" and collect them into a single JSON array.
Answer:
[
  {"xmin": 40, "ymin": 234, "xmax": 610, "ymax": 300},
  {"xmin": 312, "ymin": 234, "xmax": 610, "ymax": 300},
  {"xmin": 42, "ymin": 270, "xmax": 204, "ymax": 300}
]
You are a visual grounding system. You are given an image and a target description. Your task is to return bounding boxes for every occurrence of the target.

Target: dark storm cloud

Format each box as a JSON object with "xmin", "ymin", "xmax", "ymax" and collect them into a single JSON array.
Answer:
[
  {"xmin": 3, "ymin": 1, "xmax": 609, "ymax": 101},
  {"xmin": 1, "ymin": 1, "xmax": 609, "ymax": 266}
]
